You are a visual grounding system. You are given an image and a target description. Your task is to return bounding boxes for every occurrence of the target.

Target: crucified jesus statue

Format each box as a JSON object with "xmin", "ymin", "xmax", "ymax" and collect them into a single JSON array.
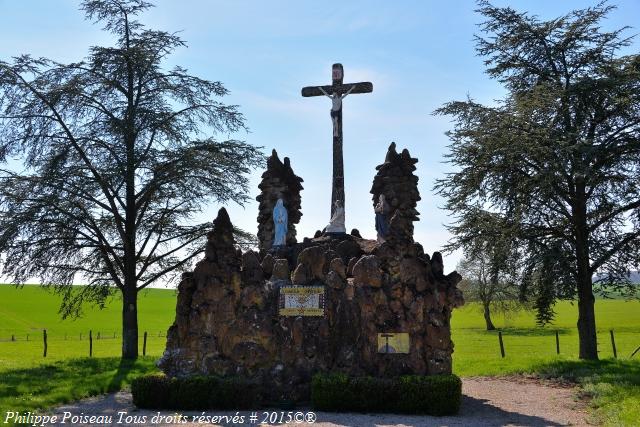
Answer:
[
  {"xmin": 319, "ymin": 85, "xmax": 355, "ymax": 137},
  {"xmin": 301, "ymin": 63, "xmax": 373, "ymax": 222}
]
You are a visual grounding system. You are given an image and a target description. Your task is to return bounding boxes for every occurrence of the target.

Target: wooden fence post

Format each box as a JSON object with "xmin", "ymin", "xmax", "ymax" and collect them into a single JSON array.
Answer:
[
  {"xmin": 143, "ymin": 331, "xmax": 148, "ymax": 356},
  {"xmin": 97, "ymin": 332, "xmax": 100, "ymax": 340},
  {"xmin": 89, "ymin": 330, "xmax": 93, "ymax": 357},
  {"xmin": 11, "ymin": 335, "xmax": 15, "ymax": 342},
  {"xmin": 498, "ymin": 331, "xmax": 505, "ymax": 358},
  {"xmin": 610, "ymin": 330, "xmax": 617, "ymax": 359},
  {"xmin": 556, "ymin": 331, "xmax": 560, "ymax": 355},
  {"xmin": 43, "ymin": 329, "xmax": 48, "ymax": 358},
  {"xmin": 26, "ymin": 334, "xmax": 29, "ymax": 341}
]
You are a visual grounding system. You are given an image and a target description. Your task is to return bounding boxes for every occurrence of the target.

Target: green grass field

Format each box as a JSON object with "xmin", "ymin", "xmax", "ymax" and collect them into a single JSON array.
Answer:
[
  {"xmin": 0, "ymin": 285, "xmax": 175, "ymax": 369},
  {"xmin": 1, "ymin": 284, "xmax": 639, "ymax": 425},
  {"xmin": 452, "ymin": 298, "xmax": 640, "ymax": 376}
]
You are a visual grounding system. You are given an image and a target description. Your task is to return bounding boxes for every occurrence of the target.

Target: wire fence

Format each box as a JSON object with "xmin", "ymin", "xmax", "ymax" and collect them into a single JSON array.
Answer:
[
  {"xmin": 453, "ymin": 328, "xmax": 640, "ymax": 360},
  {"xmin": 0, "ymin": 330, "xmax": 166, "ymax": 342},
  {"xmin": 0, "ymin": 329, "xmax": 168, "ymax": 357},
  {"xmin": 1, "ymin": 327, "xmax": 638, "ymax": 360}
]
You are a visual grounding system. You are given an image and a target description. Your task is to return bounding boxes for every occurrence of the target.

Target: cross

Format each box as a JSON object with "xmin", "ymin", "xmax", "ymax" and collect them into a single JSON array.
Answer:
[
  {"xmin": 380, "ymin": 333, "xmax": 394, "ymax": 353},
  {"xmin": 302, "ymin": 63, "xmax": 373, "ymax": 222}
]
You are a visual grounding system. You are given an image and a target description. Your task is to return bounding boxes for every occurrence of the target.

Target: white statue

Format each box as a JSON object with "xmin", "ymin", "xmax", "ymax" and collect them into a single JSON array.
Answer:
[
  {"xmin": 325, "ymin": 199, "xmax": 346, "ymax": 233},
  {"xmin": 319, "ymin": 86, "xmax": 355, "ymax": 137},
  {"xmin": 273, "ymin": 198, "xmax": 288, "ymax": 246}
]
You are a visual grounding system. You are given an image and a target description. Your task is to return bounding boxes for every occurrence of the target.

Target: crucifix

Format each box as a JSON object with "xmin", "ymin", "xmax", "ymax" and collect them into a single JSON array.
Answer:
[
  {"xmin": 380, "ymin": 333, "xmax": 394, "ymax": 354},
  {"xmin": 301, "ymin": 63, "xmax": 373, "ymax": 226}
]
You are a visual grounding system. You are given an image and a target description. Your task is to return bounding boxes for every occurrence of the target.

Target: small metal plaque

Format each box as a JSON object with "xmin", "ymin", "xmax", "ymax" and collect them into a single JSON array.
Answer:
[
  {"xmin": 279, "ymin": 286, "xmax": 325, "ymax": 317},
  {"xmin": 377, "ymin": 332, "xmax": 410, "ymax": 354}
]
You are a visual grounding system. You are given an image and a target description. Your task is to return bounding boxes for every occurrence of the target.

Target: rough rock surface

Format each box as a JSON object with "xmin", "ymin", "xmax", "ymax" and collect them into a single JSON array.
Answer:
[
  {"xmin": 370, "ymin": 142, "xmax": 421, "ymax": 242},
  {"xmin": 256, "ymin": 150, "xmax": 304, "ymax": 253},
  {"xmin": 352, "ymin": 255, "xmax": 382, "ymax": 287},
  {"xmin": 271, "ymin": 259, "xmax": 290, "ymax": 281},
  {"xmin": 160, "ymin": 208, "xmax": 464, "ymax": 402}
]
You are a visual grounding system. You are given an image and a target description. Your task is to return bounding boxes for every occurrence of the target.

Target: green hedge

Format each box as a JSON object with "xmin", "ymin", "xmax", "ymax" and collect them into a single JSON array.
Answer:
[
  {"xmin": 131, "ymin": 374, "xmax": 259, "ymax": 410},
  {"xmin": 132, "ymin": 372, "xmax": 462, "ymax": 414},
  {"xmin": 311, "ymin": 373, "xmax": 462, "ymax": 415}
]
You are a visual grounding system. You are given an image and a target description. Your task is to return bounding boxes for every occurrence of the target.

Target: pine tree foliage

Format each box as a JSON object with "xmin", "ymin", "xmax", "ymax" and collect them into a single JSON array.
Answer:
[
  {"xmin": 0, "ymin": 0, "xmax": 263, "ymax": 358},
  {"xmin": 435, "ymin": 1, "xmax": 640, "ymax": 359}
]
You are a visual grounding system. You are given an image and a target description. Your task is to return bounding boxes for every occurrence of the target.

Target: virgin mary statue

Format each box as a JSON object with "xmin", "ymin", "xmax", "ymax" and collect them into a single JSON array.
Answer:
[{"xmin": 273, "ymin": 198, "xmax": 288, "ymax": 246}]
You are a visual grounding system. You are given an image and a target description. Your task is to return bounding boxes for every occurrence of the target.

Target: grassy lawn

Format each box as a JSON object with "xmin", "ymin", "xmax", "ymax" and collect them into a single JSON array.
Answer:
[
  {"xmin": 0, "ymin": 284, "xmax": 639, "ymax": 425},
  {"xmin": 451, "ymin": 299, "xmax": 640, "ymax": 376},
  {"xmin": 0, "ymin": 358, "xmax": 159, "ymax": 422},
  {"xmin": 0, "ymin": 284, "xmax": 175, "ymax": 343}
]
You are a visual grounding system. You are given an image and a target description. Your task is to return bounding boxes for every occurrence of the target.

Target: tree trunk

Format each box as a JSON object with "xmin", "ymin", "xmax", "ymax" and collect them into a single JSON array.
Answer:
[
  {"xmin": 483, "ymin": 302, "xmax": 496, "ymax": 331},
  {"xmin": 122, "ymin": 26, "xmax": 138, "ymax": 360},
  {"xmin": 576, "ymin": 271, "xmax": 597, "ymax": 359},
  {"xmin": 574, "ymin": 189, "xmax": 598, "ymax": 360},
  {"xmin": 122, "ymin": 286, "xmax": 138, "ymax": 359}
]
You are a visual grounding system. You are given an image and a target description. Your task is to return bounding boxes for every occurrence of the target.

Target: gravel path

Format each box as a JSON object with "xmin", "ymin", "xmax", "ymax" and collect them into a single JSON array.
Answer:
[{"xmin": 45, "ymin": 376, "xmax": 590, "ymax": 427}]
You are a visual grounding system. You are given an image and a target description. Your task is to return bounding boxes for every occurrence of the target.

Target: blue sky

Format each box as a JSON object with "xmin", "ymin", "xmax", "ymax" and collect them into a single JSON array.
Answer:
[{"xmin": 1, "ymin": 0, "xmax": 639, "ymax": 274}]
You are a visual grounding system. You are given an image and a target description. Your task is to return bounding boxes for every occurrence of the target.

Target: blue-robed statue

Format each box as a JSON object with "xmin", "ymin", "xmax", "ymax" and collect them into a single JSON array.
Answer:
[
  {"xmin": 273, "ymin": 198, "xmax": 288, "ymax": 246},
  {"xmin": 375, "ymin": 194, "xmax": 390, "ymax": 243}
]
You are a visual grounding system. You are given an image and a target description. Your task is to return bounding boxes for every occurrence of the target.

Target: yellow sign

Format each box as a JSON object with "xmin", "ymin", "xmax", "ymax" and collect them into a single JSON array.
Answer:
[
  {"xmin": 377, "ymin": 333, "xmax": 410, "ymax": 354},
  {"xmin": 279, "ymin": 307, "xmax": 325, "ymax": 316},
  {"xmin": 279, "ymin": 286, "xmax": 325, "ymax": 317},
  {"xmin": 281, "ymin": 286, "xmax": 324, "ymax": 295}
]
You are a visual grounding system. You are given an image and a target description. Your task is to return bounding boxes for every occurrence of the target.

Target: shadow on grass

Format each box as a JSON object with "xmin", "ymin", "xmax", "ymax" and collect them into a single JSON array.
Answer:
[
  {"xmin": 107, "ymin": 358, "xmax": 148, "ymax": 392},
  {"xmin": 483, "ymin": 327, "xmax": 573, "ymax": 337},
  {"xmin": 532, "ymin": 358, "xmax": 640, "ymax": 384},
  {"xmin": 0, "ymin": 357, "xmax": 158, "ymax": 415}
]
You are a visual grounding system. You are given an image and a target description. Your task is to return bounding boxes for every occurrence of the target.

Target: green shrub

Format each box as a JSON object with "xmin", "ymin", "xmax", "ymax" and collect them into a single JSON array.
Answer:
[
  {"xmin": 130, "ymin": 373, "xmax": 173, "ymax": 409},
  {"xmin": 396, "ymin": 374, "xmax": 462, "ymax": 415},
  {"xmin": 173, "ymin": 376, "xmax": 211, "ymax": 410},
  {"xmin": 214, "ymin": 377, "xmax": 259, "ymax": 409},
  {"xmin": 310, "ymin": 373, "xmax": 350, "ymax": 411},
  {"xmin": 131, "ymin": 374, "xmax": 259, "ymax": 409},
  {"xmin": 311, "ymin": 373, "xmax": 461, "ymax": 415}
]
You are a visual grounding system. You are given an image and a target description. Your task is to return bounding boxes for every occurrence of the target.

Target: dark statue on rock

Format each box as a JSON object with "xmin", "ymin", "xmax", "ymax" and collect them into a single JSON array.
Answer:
[{"xmin": 375, "ymin": 194, "xmax": 390, "ymax": 243}]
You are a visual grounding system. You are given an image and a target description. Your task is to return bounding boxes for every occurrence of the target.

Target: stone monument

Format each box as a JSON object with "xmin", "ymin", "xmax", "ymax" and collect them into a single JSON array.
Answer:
[
  {"xmin": 159, "ymin": 65, "xmax": 463, "ymax": 403},
  {"xmin": 160, "ymin": 145, "xmax": 464, "ymax": 403}
]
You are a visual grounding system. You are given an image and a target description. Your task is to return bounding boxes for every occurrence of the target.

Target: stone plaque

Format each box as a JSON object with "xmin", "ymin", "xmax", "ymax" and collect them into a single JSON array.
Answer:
[
  {"xmin": 377, "ymin": 332, "xmax": 410, "ymax": 354},
  {"xmin": 279, "ymin": 286, "xmax": 325, "ymax": 316}
]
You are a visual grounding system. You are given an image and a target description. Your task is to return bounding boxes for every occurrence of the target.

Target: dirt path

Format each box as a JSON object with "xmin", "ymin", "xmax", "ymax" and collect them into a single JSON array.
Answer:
[{"xmin": 47, "ymin": 376, "xmax": 590, "ymax": 426}]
